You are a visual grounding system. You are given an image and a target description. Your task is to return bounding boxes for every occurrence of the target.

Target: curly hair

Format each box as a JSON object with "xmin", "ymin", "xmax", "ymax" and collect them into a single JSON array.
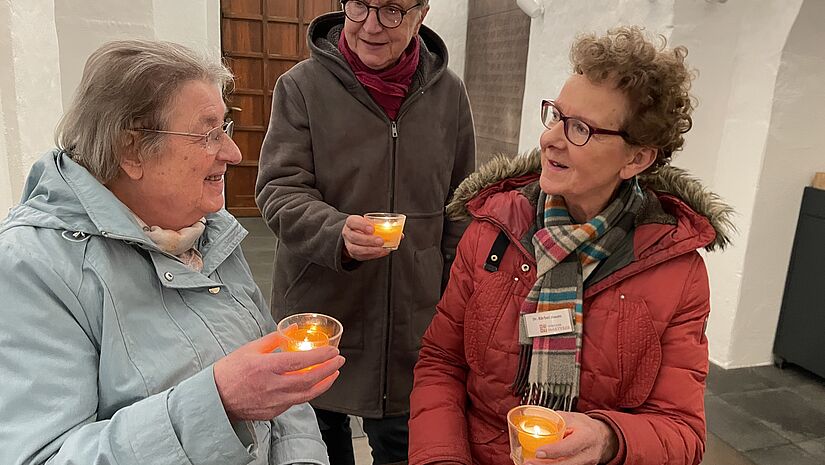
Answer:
[{"xmin": 570, "ymin": 26, "xmax": 696, "ymax": 170}]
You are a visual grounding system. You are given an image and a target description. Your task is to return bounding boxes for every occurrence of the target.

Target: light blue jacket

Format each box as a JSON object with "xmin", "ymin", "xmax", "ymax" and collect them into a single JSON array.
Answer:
[{"xmin": 0, "ymin": 150, "xmax": 328, "ymax": 465}]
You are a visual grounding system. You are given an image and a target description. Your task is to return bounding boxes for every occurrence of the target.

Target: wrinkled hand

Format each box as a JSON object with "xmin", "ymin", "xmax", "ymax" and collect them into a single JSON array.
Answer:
[
  {"xmin": 214, "ymin": 331, "xmax": 345, "ymax": 422},
  {"xmin": 525, "ymin": 412, "xmax": 618, "ymax": 465},
  {"xmin": 342, "ymin": 214, "xmax": 390, "ymax": 261}
]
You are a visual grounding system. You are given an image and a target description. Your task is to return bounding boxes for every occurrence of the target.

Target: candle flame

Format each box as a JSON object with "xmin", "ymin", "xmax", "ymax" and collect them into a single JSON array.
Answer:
[{"xmin": 296, "ymin": 339, "xmax": 315, "ymax": 351}]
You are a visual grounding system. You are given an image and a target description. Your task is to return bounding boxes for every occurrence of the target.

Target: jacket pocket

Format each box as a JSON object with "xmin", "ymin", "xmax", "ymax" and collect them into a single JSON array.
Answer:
[
  {"xmin": 464, "ymin": 272, "xmax": 517, "ymax": 375},
  {"xmin": 616, "ymin": 295, "xmax": 662, "ymax": 408}
]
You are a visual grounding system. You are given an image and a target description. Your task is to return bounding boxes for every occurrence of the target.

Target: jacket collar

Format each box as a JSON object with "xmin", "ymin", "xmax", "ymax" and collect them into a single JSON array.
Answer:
[{"xmin": 448, "ymin": 149, "xmax": 735, "ymax": 252}]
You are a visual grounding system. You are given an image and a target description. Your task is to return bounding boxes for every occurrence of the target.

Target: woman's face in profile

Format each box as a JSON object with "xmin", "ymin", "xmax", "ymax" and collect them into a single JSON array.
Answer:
[
  {"xmin": 130, "ymin": 80, "xmax": 242, "ymax": 227},
  {"xmin": 342, "ymin": 0, "xmax": 428, "ymax": 71},
  {"xmin": 538, "ymin": 74, "xmax": 637, "ymax": 211}
]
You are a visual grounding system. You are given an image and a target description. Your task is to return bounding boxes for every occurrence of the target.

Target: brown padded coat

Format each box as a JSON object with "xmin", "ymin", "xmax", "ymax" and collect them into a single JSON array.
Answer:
[
  {"xmin": 409, "ymin": 152, "xmax": 734, "ymax": 465},
  {"xmin": 255, "ymin": 12, "xmax": 475, "ymax": 418}
]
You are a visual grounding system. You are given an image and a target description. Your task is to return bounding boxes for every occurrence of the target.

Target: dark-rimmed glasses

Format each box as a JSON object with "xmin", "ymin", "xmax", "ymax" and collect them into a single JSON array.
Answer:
[
  {"xmin": 135, "ymin": 120, "xmax": 234, "ymax": 155},
  {"xmin": 342, "ymin": 0, "xmax": 422, "ymax": 29},
  {"xmin": 541, "ymin": 99, "xmax": 630, "ymax": 146}
]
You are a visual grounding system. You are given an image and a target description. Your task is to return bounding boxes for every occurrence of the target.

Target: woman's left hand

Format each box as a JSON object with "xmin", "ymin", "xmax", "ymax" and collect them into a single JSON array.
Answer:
[{"xmin": 525, "ymin": 411, "xmax": 618, "ymax": 465}]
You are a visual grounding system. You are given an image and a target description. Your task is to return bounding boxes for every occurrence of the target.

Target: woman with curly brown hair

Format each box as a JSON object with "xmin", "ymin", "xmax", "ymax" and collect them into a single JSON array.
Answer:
[{"xmin": 408, "ymin": 26, "xmax": 734, "ymax": 465}]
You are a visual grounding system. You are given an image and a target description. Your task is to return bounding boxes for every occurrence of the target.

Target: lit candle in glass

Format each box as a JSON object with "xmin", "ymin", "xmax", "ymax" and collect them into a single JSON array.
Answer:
[
  {"xmin": 507, "ymin": 405, "xmax": 566, "ymax": 464},
  {"xmin": 277, "ymin": 313, "xmax": 343, "ymax": 352},
  {"xmin": 365, "ymin": 213, "xmax": 406, "ymax": 250},
  {"xmin": 516, "ymin": 415, "xmax": 562, "ymax": 459}
]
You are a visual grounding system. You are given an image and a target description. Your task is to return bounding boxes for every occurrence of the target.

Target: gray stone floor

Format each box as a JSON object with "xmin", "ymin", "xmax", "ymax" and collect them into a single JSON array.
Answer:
[{"xmin": 239, "ymin": 217, "xmax": 825, "ymax": 465}]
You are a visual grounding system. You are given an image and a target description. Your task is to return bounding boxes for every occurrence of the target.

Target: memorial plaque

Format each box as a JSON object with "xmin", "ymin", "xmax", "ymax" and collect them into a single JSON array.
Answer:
[{"xmin": 465, "ymin": 4, "xmax": 530, "ymax": 166}]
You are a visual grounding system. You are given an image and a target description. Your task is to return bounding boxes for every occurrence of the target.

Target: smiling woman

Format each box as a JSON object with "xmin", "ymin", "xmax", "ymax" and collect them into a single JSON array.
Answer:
[{"xmin": 0, "ymin": 39, "xmax": 344, "ymax": 465}]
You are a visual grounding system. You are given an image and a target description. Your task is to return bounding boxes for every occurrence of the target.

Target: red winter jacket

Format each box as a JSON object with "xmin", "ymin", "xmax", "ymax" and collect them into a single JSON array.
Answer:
[{"xmin": 409, "ymin": 153, "xmax": 733, "ymax": 465}]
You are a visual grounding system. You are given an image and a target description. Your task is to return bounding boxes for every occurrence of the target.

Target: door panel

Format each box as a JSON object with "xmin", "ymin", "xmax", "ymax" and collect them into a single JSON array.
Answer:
[{"xmin": 221, "ymin": 0, "xmax": 340, "ymax": 217}]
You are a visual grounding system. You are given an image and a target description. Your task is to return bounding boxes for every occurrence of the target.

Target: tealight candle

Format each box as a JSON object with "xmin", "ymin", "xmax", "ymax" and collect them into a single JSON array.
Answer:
[
  {"xmin": 365, "ymin": 213, "xmax": 406, "ymax": 250},
  {"xmin": 506, "ymin": 405, "xmax": 566, "ymax": 464},
  {"xmin": 516, "ymin": 415, "xmax": 562, "ymax": 459}
]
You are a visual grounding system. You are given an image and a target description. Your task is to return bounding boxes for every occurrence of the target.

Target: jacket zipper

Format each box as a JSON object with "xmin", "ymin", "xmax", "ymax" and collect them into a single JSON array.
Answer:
[{"xmin": 381, "ymin": 121, "xmax": 399, "ymax": 413}]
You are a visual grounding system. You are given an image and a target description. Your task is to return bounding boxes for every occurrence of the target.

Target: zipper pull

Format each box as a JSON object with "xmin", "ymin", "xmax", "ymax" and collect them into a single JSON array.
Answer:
[{"xmin": 391, "ymin": 121, "xmax": 398, "ymax": 138}]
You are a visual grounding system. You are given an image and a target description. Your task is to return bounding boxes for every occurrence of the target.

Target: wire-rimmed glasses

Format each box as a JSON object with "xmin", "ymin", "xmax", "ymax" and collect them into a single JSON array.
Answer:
[
  {"xmin": 541, "ymin": 99, "xmax": 630, "ymax": 146},
  {"xmin": 135, "ymin": 120, "xmax": 234, "ymax": 155}
]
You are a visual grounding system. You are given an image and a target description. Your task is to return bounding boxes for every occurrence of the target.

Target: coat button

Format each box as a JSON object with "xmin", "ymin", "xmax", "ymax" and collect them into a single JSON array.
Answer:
[
  {"xmin": 521, "ymin": 264, "xmax": 530, "ymax": 272},
  {"xmin": 490, "ymin": 254, "xmax": 499, "ymax": 262},
  {"xmin": 164, "ymin": 272, "xmax": 174, "ymax": 281},
  {"xmin": 208, "ymin": 287, "xmax": 221, "ymax": 294}
]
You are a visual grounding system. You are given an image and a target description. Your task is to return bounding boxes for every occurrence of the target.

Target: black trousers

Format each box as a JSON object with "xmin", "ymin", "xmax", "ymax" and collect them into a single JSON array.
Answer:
[{"xmin": 314, "ymin": 408, "xmax": 409, "ymax": 465}]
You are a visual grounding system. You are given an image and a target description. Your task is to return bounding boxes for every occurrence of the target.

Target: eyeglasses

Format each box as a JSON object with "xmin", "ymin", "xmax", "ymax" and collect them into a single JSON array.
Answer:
[
  {"xmin": 135, "ymin": 120, "xmax": 234, "ymax": 155},
  {"xmin": 342, "ymin": 0, "xmax": 422, "ymax": 29},
  {"xmin": 541, "ymin": 100, "xmax": 630, "ymax": 146}
]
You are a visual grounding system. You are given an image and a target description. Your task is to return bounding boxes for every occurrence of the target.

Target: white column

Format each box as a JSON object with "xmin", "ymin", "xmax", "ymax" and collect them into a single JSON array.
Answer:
[{"xmin": 0, "ymin": 0, "xmax": 64, "ymax": 220}]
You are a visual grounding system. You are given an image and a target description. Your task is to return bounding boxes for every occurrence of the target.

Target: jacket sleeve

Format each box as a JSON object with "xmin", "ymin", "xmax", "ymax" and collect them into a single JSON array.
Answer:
[
  {"xmin": 440, "ymin": 78, "xmax": 475, "ymax": 289},
  {"xmin": 589, "ymin": 254, "xmax": 710, "ymax": 465},
  {"xmin": 255, "ymin": 72, "xmax": 348, "ymax": 272},
  {"xmin": 0, "ymin": 242, "xmax": 257, "ymax": 465},
  {"xmin": 409, "ymin": 222, "xmax": 480, "ymax": 465}
]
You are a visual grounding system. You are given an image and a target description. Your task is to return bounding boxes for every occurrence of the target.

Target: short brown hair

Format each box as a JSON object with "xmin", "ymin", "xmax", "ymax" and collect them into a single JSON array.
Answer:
[
  {"xmin": 56, "ymin": 40, "xmax": 233, "ymax": 183},
  {"xmin": 570, "ymin": 26, "xmax": 695, "ymax": 170}
]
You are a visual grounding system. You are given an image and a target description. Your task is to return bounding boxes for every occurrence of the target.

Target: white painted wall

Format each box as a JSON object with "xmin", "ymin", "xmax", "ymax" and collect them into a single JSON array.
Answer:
[
  {"xmin": 728, "ymin": 0, "xmax": 825, "ymax": 367},
  {"xmin": 423, "ymin": 0, "xmax": 468, "ymax": 79},
  {"xmin": 0, "ymin": 0, "xmax": 221, "ymax": 220},
  {"xmin": 0, "ymin": 0, "xmax": 64, "ymax": 216}
]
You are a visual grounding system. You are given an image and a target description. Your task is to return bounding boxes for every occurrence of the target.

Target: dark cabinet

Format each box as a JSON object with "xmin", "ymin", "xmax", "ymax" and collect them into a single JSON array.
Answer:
[{"xmin": 774, "ymin": 187, "xmax": 825, "ymax": 378}]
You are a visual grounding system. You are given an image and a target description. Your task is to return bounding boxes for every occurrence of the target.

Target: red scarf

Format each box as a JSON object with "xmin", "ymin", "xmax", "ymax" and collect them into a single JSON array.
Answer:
[{"xmin": 338, "ymin": 32, "xmax": 420, "ymax": 120}]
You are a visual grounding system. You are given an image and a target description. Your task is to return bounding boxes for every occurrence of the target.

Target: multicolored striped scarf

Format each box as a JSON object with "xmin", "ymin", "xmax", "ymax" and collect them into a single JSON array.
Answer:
[{"xmin": 513, "ymin": 179, "xmax": 644, "ymax": 410}]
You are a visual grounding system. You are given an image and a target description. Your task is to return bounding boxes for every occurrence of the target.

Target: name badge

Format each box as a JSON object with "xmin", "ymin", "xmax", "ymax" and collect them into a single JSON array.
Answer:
[{"xmin": 524, "ymin": 309, "xmax": 574, "ymax": 338}]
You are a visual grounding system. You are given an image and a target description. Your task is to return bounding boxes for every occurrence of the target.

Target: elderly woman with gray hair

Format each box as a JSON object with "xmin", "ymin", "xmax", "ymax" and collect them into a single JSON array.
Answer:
[{"xmin": 0, "ymin": 40, "xmax": 344, "ymax": 465}]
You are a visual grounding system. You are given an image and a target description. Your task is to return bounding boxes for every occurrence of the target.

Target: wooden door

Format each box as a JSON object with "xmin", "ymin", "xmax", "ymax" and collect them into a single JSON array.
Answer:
[{"xmin": 221, "ymin": 0, "xmax": 340, "ymax": 217}]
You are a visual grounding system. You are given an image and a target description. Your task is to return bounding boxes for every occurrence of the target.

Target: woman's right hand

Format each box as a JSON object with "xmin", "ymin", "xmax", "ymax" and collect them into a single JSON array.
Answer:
[
  {"xmin": 213, "ymin": 331, "xmax": 345, "ymax": 422},
  {"xmin": 342, "ymin": 214, "xmax": 389, "ymax": 261}
]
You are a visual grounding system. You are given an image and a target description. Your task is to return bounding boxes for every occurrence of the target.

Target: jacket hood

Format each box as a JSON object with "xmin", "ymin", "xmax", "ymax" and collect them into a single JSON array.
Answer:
[
  {"xmin": 1, "ymin": 150, "xmax": 146, "ymax": 240},
  {"xmin": 307, "ymin": 11, "xmax": 448, "ymax": 92},
  {"xmin": 447, "ymin": 149, "xmax": 736, "ymax": 251}
]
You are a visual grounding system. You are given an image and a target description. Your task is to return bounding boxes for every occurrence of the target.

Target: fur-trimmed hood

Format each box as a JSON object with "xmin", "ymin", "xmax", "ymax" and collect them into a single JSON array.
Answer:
[{"xmin": 447, "ymin": 149, "xmax": 735, "ymax": 251}]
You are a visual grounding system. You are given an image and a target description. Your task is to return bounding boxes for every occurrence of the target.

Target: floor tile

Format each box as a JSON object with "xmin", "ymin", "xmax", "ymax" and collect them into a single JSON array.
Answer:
[
  {"xmin": 744, "ymin": 443, "xmax": 822, "ymax": 465},
  {"xmin": 354, "ymin": 436, "xmax": 372, "ymax": 464},
  {"xmin": 751, "ymin": 364, "xmax": 825, "ymax": 390},
  {"xmin": 796, "ymin": 436, "xmax": 825, "ymax": 462},
  {"xmin": 701, "ymin": 432, "xmax": 756, "ymax": 465},
  {"xmin": 705, "ymin": 394, "xmax": 789, "ymax": 452},
  {"xmin": 350, "ymin": 415, "xmax": 366, "ymax": 438},
  {"xmin": 720, "ymin": 388, "xmax": 825, "ymax": 443},
  {"xmin": 706, "ymin": 364, "xmax": 780, "ymax": 396}
]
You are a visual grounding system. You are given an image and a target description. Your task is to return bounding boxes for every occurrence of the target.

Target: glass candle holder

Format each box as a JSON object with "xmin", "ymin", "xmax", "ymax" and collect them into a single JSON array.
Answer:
[
  {"xmin": 364, "ymin": 213, "xmax": 406, "ymax": 250},
  {"xmin": 507, "ymin": 405, "xmax": 566, "ymax": 464},
  {"xmin": 277, "ymin": 313, "xmax": 343, "ymax": 352}
]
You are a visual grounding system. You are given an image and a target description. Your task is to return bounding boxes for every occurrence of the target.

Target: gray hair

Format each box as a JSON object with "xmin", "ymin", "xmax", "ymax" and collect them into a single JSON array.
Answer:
[{"xmin": 55, "ymin": 39, "xmax": 234, "ymax": 183}]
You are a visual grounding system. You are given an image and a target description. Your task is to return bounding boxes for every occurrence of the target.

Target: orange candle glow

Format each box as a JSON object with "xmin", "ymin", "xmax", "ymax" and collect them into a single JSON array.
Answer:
[
  {"xmin": 283, "ymin": 326, "xmax": 330, "ymax": 352},
  {"xmin": 516, "ymin": 415, "xmax": 562, "ymax": 459}
]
